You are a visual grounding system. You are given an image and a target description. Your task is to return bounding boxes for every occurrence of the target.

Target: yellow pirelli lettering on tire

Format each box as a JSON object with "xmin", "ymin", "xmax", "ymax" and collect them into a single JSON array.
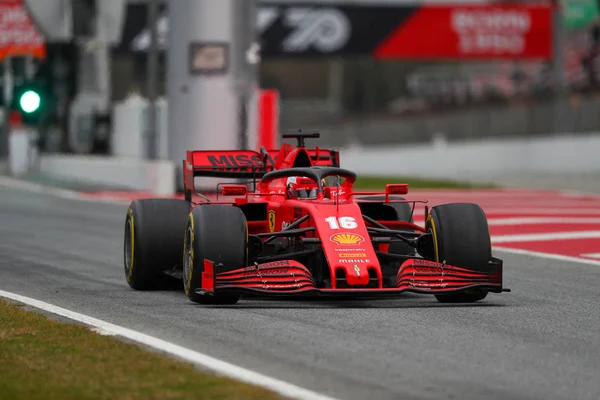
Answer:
[
  {"xmin": 185, "ymin": 213, "xmax": 195, "ymax": 295},
  {"xmin": 427, "ymin": 214, "xmax": 440, "ymax": 262},
  {"xmin": 127, "ymin": 208, "xmax": 135, "ymax": 281}
]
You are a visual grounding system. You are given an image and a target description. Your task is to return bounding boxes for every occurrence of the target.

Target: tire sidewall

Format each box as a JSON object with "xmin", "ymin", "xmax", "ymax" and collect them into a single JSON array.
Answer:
[
  {"xmin": 124, "ymin": 202, "xmax": 152, "ymax": 289},
  {"xmin": 425, "ymin": 203, "xmax": 492, "ymax": 303},
  {"xmin": 123, "ymin": 199, "xmax": 191, "ymax": 290}
]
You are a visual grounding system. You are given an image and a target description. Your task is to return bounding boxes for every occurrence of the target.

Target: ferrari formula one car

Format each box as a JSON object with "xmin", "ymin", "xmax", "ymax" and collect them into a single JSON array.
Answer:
[{"xmin": 123, "ymin": 132, "xmax": 508, "ymax": 305}]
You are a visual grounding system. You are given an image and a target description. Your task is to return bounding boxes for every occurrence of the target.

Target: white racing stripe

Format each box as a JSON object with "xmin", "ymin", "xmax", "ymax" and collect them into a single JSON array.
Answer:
[
  {"xmin": 486, "ymin": 217, "xmax": 600, "ymax": 225},
  {"xmin": 471, "ymin": 208, "xmax": 600, "ymax": 215},
  {"xmin": 492, "ymin": 230, "xmax": 600, "ymax": 243},
  {"xmin": 0, "ymin": 290, "xmax": 339, "ymax": 400},
  {"xmin": 494, "ymin": 247, "xmax": 600, "ymax": 267},
  {"xmin": 580, "ymin": 253, "xmax": 600, "ymax": 259},
  {"xmin": 412, "ymin": 217, "xmax": 600, "ymax": 225}
]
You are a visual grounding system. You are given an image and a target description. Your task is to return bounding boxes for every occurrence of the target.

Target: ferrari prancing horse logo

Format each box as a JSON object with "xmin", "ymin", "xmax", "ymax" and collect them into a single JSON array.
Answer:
[{"xmin": 268, "ymin": 210, "xmax": 276, "ymax": 232}]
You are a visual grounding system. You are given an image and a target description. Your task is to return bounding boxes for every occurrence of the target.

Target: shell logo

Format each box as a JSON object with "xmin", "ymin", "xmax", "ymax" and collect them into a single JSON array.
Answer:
[{"xmin": 330, "ymin": 233, "xmax": 365, "ymax": 245}]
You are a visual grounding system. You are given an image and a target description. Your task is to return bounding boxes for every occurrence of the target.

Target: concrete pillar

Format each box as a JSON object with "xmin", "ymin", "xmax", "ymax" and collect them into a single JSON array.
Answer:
[{"xmin": 167, "ymin": 0, "xmax": 259, "ymax": 190}]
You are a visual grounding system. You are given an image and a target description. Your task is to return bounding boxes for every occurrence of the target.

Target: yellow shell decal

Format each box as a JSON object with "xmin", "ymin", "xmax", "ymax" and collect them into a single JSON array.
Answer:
[
  {"xmin": 330, "ymin": 233, "xmax": 365, "ymax": 245},
  {"xmin": 268, "ymin": 210, "xmax": 276, "ymax": 233}
]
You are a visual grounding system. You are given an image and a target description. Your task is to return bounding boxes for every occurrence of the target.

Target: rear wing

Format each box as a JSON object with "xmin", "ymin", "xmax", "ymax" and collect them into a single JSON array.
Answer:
[{"xmin": 183, "ymin": 147, "xmax": 340, "ymax": 196}]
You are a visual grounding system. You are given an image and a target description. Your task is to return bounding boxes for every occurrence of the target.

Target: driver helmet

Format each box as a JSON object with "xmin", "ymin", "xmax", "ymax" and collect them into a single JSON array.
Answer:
[{"xmin": 286, "ymin": 176, "xmax": 322, "ymax": 199}]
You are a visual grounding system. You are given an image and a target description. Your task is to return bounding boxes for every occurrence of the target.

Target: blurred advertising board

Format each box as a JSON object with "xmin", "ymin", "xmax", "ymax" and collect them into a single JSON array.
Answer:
[
  {"xmin": 563, "ymin": 0, "xmax": 600, "ymax": 30},
  {"xmin": 371, "ymin": 4, "xmax": 553, "ymax": 60},
  {"xmin": 117, "ymin": 2, "xmax": 552, "ymax": 60},
  {"xmin": 0, "ymin": 0, "xmax": 45, "ymax": 61}
]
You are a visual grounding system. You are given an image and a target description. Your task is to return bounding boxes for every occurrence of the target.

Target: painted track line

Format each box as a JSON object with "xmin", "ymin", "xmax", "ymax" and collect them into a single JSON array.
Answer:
[
  {"xmin": 485, "ymin": 217, "xmax": 600, "ymax": 225},
  {"xmin": 581, "ymin": 253, "xmax": 600, "ymax": 259},
  {"xmin": 0, "ymin": 289, "xmax": 339, "ymax": 400},
  {"xmin": 412, "ymin": 217, "xmax": 600, "ymax": 225},
  {"xmin": 492, "ymin": 230, "xmax": 600, "ymax": 243},
  {"xmin": 494, "ymin": 247, "xmax": 600, "ymax": 267}
]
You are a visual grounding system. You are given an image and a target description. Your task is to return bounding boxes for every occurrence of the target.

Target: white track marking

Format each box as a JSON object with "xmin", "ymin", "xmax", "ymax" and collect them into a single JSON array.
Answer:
[
  {"xmin": 0, "ymin": 290, "xmax": 339, "ymax": 400},
  {"xmin": 580, "ymin": 253, "xmax": 600, "ymax": 259},
  {"xmin": 494, "ymin": 247, "xmax": 600, "ymax": 267},
  {"xmin": 414, "ymin": 208, "xmax": 600, "ymax": 215},
  {"xmin": 468, "ymin": 202, "xmax": 600, "ymax": 209},
  {"xmin": 90, "ymin": 327, "xmax": 117, "ymax": 336},
  {"xmin": 486, "ymin": 217, "xmax": 600, "ymax": 225},
  {"xmin": 412, "ymin": 217, "xmax": 600, "ymax": 225},
  {"xmin": 492, "ymin": 230, "xmax": 600, "ymax": 243},
  {"xmin": 480, "ymin": 208, "xmax": 600, "ymax": 215}
]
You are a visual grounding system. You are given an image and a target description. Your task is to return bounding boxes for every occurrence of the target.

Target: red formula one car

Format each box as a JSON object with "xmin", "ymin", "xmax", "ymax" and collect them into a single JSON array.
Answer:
[{"xmin": 123, "ymin": 132, "xmax": 508, "ymax": 305}]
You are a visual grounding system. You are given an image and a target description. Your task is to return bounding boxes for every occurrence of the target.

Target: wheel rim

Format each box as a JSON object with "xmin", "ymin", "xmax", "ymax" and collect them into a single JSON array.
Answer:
[{"xmin": 124, "ymin": 218, "xmax": 133, "ymax": 275}]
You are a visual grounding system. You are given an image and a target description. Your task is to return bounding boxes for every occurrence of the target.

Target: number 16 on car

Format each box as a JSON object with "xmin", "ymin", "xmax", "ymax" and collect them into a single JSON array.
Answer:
[{"xmin": 325, "ymin": 216, "xmax": 358, "ymax": 229}]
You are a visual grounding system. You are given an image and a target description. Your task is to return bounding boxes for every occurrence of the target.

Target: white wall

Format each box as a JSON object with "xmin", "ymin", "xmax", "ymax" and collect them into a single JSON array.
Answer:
[
  {"xmin": 39, "ymin": 155, "xmax": 175, "ymax": 195},
  {"xmin": 16, "ymin": 132, "xmax": 600, "ymax": 195},
  {"xmin": 340, "ymin": 133, "xmax": 600, "ymax": 180}
]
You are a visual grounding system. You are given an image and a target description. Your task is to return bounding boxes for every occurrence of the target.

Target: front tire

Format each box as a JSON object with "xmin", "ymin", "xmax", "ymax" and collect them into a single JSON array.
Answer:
[
  {"xmin": 124, "ymin": 199, "xmax": 191, "ymax": 290},
  {"xmin": 183, "ymin": 205, "xmax": 248, "ymax": 305},
  {"xmin": 425, "ymin": 203, "xmax": 492, "ymax": 303}
]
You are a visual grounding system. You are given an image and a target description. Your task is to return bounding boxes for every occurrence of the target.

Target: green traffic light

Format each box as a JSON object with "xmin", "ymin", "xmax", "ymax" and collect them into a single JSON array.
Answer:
[{"xmin": 19, "ymin": 90, "xmax": 41, "ymax": 113}]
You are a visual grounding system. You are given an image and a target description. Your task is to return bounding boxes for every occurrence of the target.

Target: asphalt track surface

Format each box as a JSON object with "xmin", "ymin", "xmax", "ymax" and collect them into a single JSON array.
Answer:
[{"xmin": 1, "ymin": 184, "xmax": 599, "ymax": 400}]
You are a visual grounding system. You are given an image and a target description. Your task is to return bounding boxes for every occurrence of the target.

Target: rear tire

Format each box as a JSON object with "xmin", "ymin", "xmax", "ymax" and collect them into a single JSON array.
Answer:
[
  {"xmin": 425, "ymin": 203, "xmax": 492, "ymax": 303},
  {"xmin": 183, "ymin": 205, "xmax": 248, "ymax": 305},
  {"xmin": 124, "ymin": 199, "xmax": 191, "ymax": 290}
]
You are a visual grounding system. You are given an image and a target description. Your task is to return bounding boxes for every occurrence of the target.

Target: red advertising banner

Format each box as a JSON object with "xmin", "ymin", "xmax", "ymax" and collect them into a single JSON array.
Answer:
[
  {"xmin": 373, "ymin": 4, "xmax": 553, "ymax": 60},
  {"xmin": 0, "ymin": 0, "xmax": 45, "ymax": 61}
]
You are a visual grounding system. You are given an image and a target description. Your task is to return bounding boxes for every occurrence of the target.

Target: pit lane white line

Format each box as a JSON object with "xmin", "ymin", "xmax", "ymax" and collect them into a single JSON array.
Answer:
[
  {"xmin": 412, "ymin": 217, "xmax": 600, "ymax": 225},
  {"xmin": 492, "ymin": 230, "xmax": 600, "ymax": 243},
  {"xmin": 0, "ymin": 289, "xmax": 339, "ymax": 400},
  {"xmin": 420, "ymin": 208, "xmax": 600, "ymax": 215},
  {"xmin": 494, "ymin": 247, "xmax": 600, "ymax": 267},
  {"xmin": 580, "ymin": 253, "xmax": 600, "ymax": 259}
]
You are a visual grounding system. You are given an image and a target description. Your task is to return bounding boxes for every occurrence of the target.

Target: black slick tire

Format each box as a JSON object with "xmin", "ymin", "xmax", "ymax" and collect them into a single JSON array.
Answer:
[
  {"xmin": 124, "ymin": 199, "xmax": 191, "ymax": 290},
  {"xmin": 425, "ymin": 202, "xmax": 492, "ymax": 303},
  {"xmin": 183, "ymin": 205, "xmax": 248, "ymax": 305}
]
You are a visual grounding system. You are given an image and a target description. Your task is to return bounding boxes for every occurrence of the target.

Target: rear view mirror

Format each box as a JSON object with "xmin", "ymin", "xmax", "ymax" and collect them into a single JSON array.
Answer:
[
  {"xmin": 221, "ymin": 185, "xmax": 248, "ymax": 196},
  {"xmin": 386, "ymin": 184, "xmax": 409, "ymax": 195}
]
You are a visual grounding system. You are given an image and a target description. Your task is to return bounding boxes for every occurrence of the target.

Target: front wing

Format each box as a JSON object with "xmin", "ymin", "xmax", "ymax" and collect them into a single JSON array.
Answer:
[{"xmin": 196, "ymin": 258, "xmax": 506, "ymax": 298}]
